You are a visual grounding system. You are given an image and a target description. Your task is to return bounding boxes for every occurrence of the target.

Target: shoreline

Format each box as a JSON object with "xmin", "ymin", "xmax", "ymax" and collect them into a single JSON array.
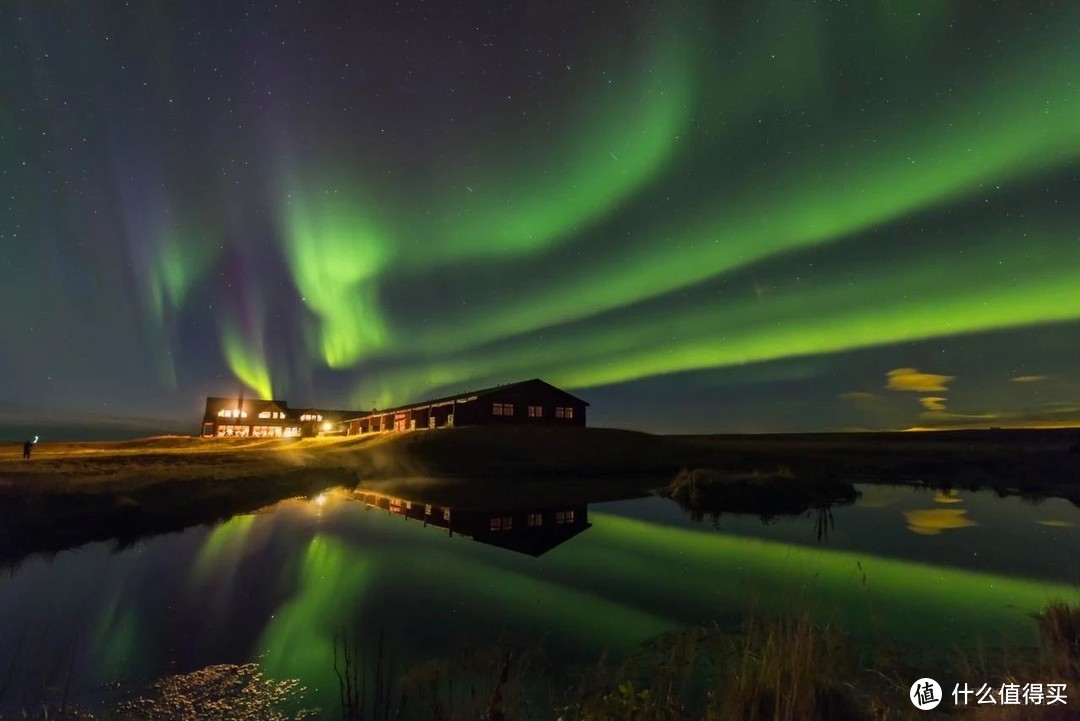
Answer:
[{"xmin": 1, "ymin": 426, "xmax": 1078, "ymax": 566}]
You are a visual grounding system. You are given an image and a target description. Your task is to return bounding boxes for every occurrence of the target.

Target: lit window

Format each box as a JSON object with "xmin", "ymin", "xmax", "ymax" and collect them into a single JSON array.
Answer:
[
  {"xmin": 527, "ymin": 513, "xmax": 543, "ymax": 527},
  {"xmin": 492, "ymin": 402, "xmax": 514, "ymax": 416},
  {"xmin": 489, "ymin": 516, "xmax": 513, "ymax": 531},
  {"xmin": 556, "ymin": 510, "xmax": 576, "ymax": 524},
  {"xmin": 555, "ymin": 407, "xmax": 574, "ymax": 419},
  {"xmin": 528, "ymin": 406, "xmax": 542, "ymax": 418},
  {"xmin": 259, "ymin": 411, "xmax": 271, "ymax": 419}
]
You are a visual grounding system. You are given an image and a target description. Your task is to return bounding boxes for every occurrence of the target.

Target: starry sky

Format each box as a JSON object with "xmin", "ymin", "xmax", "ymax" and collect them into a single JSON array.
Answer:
[{"xmin": 1, "ymin": 0, "xmax": 1078, "ymax": 438}]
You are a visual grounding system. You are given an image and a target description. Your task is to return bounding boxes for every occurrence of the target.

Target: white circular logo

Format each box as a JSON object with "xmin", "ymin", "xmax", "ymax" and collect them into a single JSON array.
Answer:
[{"xmin": 910, "ymin": 678, "xmax": 942, "ymax": 710}]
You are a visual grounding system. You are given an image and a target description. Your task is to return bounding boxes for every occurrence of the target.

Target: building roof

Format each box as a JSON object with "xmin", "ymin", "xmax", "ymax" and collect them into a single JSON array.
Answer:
[{"xmin": 350, "ymin": 378, "xmax": 590, "ymax": 419}]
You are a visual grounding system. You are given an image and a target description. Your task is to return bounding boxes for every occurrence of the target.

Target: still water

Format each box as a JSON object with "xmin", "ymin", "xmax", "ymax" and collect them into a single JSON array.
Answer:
[{"xmin": 1, "ymin": 483, "xmax": 1078, "ymax": 711}]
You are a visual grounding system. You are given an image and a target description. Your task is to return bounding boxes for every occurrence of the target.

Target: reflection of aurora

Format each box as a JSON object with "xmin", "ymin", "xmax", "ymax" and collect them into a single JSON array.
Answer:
[
  {"xmin": 165, "ymin": 498, "xmax": 1078, "ymax": 705},
  {"xmin": 0, "ymin": 490, "xmax": 1047, "ymax": 709}
]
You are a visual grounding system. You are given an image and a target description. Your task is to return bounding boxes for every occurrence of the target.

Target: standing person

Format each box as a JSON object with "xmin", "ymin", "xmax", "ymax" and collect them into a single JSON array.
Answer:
[{"xmin": 22, "ymin": 439, "xmax": 33, "ymax": 459}]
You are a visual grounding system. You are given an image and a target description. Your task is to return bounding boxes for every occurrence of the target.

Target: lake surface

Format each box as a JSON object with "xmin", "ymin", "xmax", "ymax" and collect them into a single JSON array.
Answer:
[{"xmin": 1, "ymin": 483, "xmax": 1078, "ymax": 712}]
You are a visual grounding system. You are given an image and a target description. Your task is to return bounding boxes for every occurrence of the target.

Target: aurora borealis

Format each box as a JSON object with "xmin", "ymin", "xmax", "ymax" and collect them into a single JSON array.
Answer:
[{"xmin": 2, "ymin": 1, "xmax": 1079, "ymax": 434}]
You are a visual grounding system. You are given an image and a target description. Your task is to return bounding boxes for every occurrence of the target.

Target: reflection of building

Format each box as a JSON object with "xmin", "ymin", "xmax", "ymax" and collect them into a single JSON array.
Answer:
[
  {"xmin": 344, "ymin": 378, "xmax": 589, "ymax": 435},
  {"xmin": 200, "ymin": 398, "xmax": 358, "ymax": 438},
  {"xmin": 354, "ymin": 490, "xmax": 591, "ymax": 557}
]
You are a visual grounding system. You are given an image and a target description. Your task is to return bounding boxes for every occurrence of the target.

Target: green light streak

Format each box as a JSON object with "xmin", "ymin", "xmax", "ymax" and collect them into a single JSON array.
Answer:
[
  {"xmin": 221, "ymin": 323, "xmax": 273, "ymax": 399},
  {"xmin": 432, "ymin": 31, "xmax": 692, "ymax": 261},
  {"xmin": 90, "ymin": 590, "xmax": 145, "ymax": 683},
  {"xmin": 279, "ymin": 180, "xmax": 391, "ymax": 368},
  {"xmin": 398, "ymin": 35, "xmax": 1080, "ymax": 358},
  {"xmin": 257, "ymin": 535, "xmax": 373, "ymax": 698},
  {"xmin": 190, "ymin": 514, "xmax": 256, "ymax": 584},
  {"xmin": 362, "ymin": 227, "xmax": 1080, "ymax": 398},
  {"xmin": 146, "ymin": 222, "xmax": 217, "ymax": 323},
  {"xmin": 577, "ymin": 513, "xmax": 1078, "ymax": 645},
  {"xmin": 381, "ymin": 545, "xmax": 676, "ymax": 651}
]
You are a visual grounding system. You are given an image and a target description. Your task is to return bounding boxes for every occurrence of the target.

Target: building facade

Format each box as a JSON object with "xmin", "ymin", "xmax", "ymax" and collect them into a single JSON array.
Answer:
[
  {"xmin": 344, "ymin": 378, "xmax": 588, "ymax": 435},
  {"xmin": 200, "ymin": 397, "xmax": 358, "ymax": 438}
]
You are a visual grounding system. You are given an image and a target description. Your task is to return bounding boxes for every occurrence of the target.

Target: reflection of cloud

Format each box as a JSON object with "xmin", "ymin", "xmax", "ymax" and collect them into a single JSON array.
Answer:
[
  {"xmin": 933, "ymin": 490, "xmax": 963, "ymax": 504},
  {"xmin": 905, "ymin": 509, "xmax": 978, "ymax": 535},
  {"xmin": 839, "ymin": 391, "xmax": 881, "ymax": 402},
  {"xmin": 886, "ymin": 368, "xmax": 955, "ymax": 392},
  {"xmin": 1012, "ymin": 375, "xmax": 1048, "ymax": 383},
  {"xmin": 920, "ymin": 397, "xmax": 948, "ymax": 411}
]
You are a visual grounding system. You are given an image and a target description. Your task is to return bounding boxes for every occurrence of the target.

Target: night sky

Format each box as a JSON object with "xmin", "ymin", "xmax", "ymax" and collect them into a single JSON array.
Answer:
[{"xmin": 2, "ymin": 1, "xmax": 1079, "ymax": 437}]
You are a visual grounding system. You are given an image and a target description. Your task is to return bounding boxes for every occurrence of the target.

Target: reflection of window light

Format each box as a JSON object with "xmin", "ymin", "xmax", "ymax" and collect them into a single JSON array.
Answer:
[{"xmin": 489, "ymin": 516, "xmax": 513, "ymax": 531}]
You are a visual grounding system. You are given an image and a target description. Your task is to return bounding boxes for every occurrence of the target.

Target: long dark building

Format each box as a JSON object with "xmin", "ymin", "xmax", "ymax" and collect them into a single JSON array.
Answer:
[{"xmin": 345, "ymin": 378, "xmax": 588, "ymax": 435}]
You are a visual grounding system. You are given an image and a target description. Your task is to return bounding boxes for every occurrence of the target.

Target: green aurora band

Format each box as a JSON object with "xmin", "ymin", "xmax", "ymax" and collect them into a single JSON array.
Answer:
[
  {"xmin": 273, "ymin": 23, "xmax": 693, "ymax": 370},
  {"xmin": 221, "ymin": 322, "xmax": 274, "ymax": 400},
  {"xmin": 257, "ymin": 5, "xmax": 1080, "ymax": 404},
  {"xmin": 359, "ymin": 222, "xmax": 1080, "ymax": 405},
  {"xmin": 87, "ymin": 2, "xmax": 1078, "ymax": 406}
]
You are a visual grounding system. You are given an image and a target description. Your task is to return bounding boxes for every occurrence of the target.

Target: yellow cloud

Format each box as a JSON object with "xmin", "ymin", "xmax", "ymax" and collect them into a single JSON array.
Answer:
[
  {"xmin": 919, "ymin": 396, "xmax": 948, "ymax": 411},
  {"xmin": 1011, "ymin": 375, "xmax": 1048, "ymax": 383},
  {"xmin": 885, "ymin": 367, "xmax": 956, "ymax": 393}
]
